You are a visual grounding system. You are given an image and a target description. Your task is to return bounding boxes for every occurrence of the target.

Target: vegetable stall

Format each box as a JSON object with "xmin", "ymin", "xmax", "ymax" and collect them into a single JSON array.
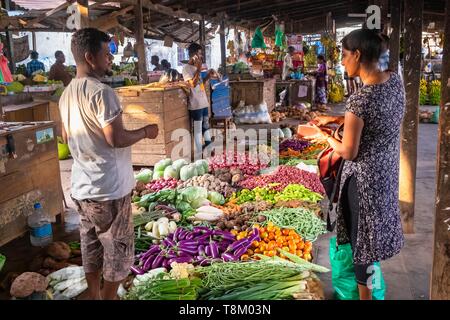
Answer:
[{"xmin": 115, "ymin": 128, "xmax": 332, "ymax": 300}]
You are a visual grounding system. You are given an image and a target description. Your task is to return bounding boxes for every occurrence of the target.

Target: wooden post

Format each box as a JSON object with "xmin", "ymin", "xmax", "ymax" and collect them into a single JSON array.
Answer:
[
  {"xmin": 220, "ymin": 20, "xmax": 226, "ymax": 74},
  {"xmin": 388, "ymin": 0, "xmax": 401, "ymax": 72},
  {"xmin": 399, "ymin": 0, "xmax": 423, "ymax": 234},
  {"xmin": 199, "ymin": 18, "xmax": 206, "ymax": 56},
  {"xmin": 134, "ymin": 0, "xmax": 148, "ymax": 84},
  {"xmin": 77, "ymin": 0, "xmax": 89, "ymax": 28},
  {"xmin": 430, "ymin": 0, "xmax": 450, "ymax": 300},
  {"xmin": 32, "ymin": 32, "xmax": 36, "ymax": 51},
  {"xmin": 4, "ymin": 0, "xmax": 14, "ymax": 73}
]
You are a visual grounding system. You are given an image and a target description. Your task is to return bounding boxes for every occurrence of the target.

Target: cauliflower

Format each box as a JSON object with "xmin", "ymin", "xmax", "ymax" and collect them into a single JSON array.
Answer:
[{"xmin": 169, "ymin": 262, "xmax": 195, "ymax": 280}]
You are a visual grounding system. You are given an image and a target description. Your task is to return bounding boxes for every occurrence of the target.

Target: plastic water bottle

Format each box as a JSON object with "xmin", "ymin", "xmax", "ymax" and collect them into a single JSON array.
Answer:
[
  {"xmin": 28, "ymin": 202, "xmax": 53, "ymax": 247},
  {"xmin": 64, "ymin": 208, "xmax": 80, "ymax": 233}
]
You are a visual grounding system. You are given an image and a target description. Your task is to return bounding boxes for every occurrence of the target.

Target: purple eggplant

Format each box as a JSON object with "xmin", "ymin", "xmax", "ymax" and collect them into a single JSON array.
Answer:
[
  {"xmin": 199, "ymin": 259, "xmax": 211, "ymax": 266},
  {"xmin": 143, "ymin": 255, "xmax": 156, "ymax": 270},
  {"xmin": 178, "ymin": 229, "xmax": 189, "ymax": 240},
  {"xmin": 210, "ymin": 242, "xmax": 219, "ymax": 259},
  {"xmin": 168, "ymin": 256, "xmax": 193, "ymax": 265},
  {"xmin": 196, "ymin": 233, "xmax": 212, "ymax": 243},
  {"xmin": 166, "ymin": 250, "xmax": 178, "ymax": 259},
  {"xmin": 193, "ymin": 226, "xmax": 211, "ymax": 232},
  {"xmin": 165, "ymin": 238, "xmax": 176, "ymax": 247},
  {"xmin": 151, "ymin": 254, "xmax": 165, "ymax": 269},
  {"xmin": 141, "ymin": 246, "xmax": 161, "ymax": 259},
  {"xmin": 233, "ymin": 245, "xmax": 249, "ymax": 258},
  {"xmin": 173, "ymin": 227, "xmax": 183, "ymax": 242},
  {"xmin": 221, "ymin": 252, "xmax": 238, "ymax": 262},
  {"xmin": 205, "ymin": 245, "xmax": 212, "ymax": 256},
  {"xmin": 130, "ymin": 265, "xmax": 145, "ymax": 275},
  {"xmin": 178, "ymin": 246, "xmax": 198, "ymax": 256},
  {"xmin": 198, "ymin": 245, "xmax": 205, "ymax": 255},
  {"xmin": 185, "ymin": 232, "xmax": 195, "ymax": 240},
  {"xmin": 217, "ymin": 242, "xmax": 229, "ymax": 252},
  {"xmin": 228, "ymin": 238, "xmax": 250, "ymax": 251},
  {"xmin": 177, "ymin": 251, "xmax": 192, "ymax": 258},
  {"xmin": 162, "ymin": 258, "xmax": 171, "ymax": 269},
  {"xmin": 178, "ymin": 240, "xmax": 198, "ymax": 246}
]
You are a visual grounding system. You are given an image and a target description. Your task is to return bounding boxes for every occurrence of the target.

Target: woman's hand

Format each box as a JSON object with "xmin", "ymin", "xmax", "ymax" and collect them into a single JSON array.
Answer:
[{"xmin": 309, "ymin": 115, "xmax": 344, "ymax": 126}]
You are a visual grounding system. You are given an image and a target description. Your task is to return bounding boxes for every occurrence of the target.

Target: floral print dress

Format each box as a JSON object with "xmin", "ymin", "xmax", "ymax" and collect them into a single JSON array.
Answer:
[{"xmin": 336, "ymin": 72, "xmax": 405, "ymax": 265}]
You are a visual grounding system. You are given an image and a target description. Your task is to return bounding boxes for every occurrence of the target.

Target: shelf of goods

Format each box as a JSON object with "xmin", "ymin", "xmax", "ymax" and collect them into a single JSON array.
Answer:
[
  {"xmin": 229, "ymin": 78, "xmax": 276, "ymax": 112},
  {"xmin": 0, "ymin": 121, "xmax": 63, "ymax": 246},
  {"xmin": 116, "ymin": 85, "xmax": 191, "ymax": 166},
  {"xmin": 0, "ymin": 93, "xmax": 63, "ymax": 136}
]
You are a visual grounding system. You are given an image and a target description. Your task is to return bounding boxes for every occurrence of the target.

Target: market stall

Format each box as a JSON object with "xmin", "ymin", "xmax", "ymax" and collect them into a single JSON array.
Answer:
[{"xmin": 0, "ymin": 121, "xmax": 64, "ymax": 247}]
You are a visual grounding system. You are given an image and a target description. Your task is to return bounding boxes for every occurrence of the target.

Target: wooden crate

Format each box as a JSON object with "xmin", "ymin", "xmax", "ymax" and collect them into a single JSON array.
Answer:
[
  {"xmin": 229, "ymin": 79, "xmax": 276, "ymax": 112},
  {"xmin": 0, "ymin": 121, "xmax": 64, "ymax": 246},
  {"xmin": 116, "ymin": 86, "xmax": 191, "ymax": 166}
]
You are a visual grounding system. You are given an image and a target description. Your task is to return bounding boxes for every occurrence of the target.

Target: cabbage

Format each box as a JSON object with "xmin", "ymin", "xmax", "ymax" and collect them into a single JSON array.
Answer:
[
  {"xmin": 190, "ymin": 198, "xmax": 210, "ymax": 209},
  {"xmin": 172, "ymin": 159, "xmax": 189, "ymax": 173},
  {"xmin": 207, "ymin": 191, "xmax": 225, "ymax": 205},
  {"xmin": 180, "ymin": 164, "xmax": 198, "ymax": 181},
  {"xmin": 154, "ymin": 158, "xmax": 172, "ymax": 172},
  {"xmin": 195, "ymin": 159, "xmax": 209, "ymax": 173},
  {"xmin": 163, "ymin": 165, "xmax": 178, "ymax": 179},
  {"xmin": 152, "ymin": 170, "xmax": 164, "ymax": 180},
  {"xmin": 181, "ymin": 186, "xmax": 208, "ymax": 202},
  {"xmin": 195, "ymin": 162, "xmax": 206, "ymax": 175},
  {"xmin": 135, "ymin": 168, "xmax": 153, "ymax": 183},
  {"xmin": 282, "ymin": 127, "xmax": 292, "ymax": 139}
]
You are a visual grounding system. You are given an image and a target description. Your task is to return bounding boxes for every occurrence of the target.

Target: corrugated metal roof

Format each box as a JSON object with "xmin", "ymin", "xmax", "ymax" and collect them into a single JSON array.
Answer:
[{"xmin": 12, "ymin": 0, "xmax": 67, "ymax": 10}]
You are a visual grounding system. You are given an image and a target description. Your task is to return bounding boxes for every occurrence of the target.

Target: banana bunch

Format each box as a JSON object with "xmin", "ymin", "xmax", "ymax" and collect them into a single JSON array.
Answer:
[
  {"xmin": 33, "ymin": 74, "xmax": 48, "ymax": 83},
  {"xmin": 328, "ymin": 83, "xmax": 344, "ymax": 103}
]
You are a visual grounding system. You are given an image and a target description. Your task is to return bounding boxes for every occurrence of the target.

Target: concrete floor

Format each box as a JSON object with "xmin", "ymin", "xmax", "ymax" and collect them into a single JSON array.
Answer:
[{"xmin": 0, "ymin": 105, "xmax": 439, "ymax": 300}]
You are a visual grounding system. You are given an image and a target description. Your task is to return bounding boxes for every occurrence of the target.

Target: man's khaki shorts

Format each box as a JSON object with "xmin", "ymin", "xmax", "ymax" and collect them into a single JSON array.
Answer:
[{"xmin": 72, "ymin": 194, "xmax": 134, "ymax": 282}]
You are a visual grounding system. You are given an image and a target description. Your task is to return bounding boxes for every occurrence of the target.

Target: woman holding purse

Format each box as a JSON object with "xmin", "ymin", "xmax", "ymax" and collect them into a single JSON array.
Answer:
[{"xmin": 305, "ymin": 29, "xmax": 405, "ymax": 300}]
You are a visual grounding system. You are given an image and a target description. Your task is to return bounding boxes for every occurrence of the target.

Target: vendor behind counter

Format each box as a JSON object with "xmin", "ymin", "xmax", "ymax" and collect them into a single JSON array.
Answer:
[{"xmin": 48, "ymin": 51, "xmax": 73, "ymax": 86}]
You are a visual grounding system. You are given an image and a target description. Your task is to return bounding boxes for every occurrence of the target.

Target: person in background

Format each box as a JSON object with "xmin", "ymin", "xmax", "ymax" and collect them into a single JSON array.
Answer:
[
  {"xmin": 59, "ymin": 28, "xmax": 158, "ymax": 300},
  {"xmin": 151, "ymin": 55, "xmax": 163, "ymax": 71},
  {"xmin": 314, "ymin": 54, "xmax": 328, "ymax": 111},
  {"xmin": 161, "ymin": 59, "xmax": 180, "ymax": 82},
  {"xmin": 26, "ymin": 51, "xmax": 45, "ymax": 77},
  {"xmin": 161, "ymin": 59, "xmax": 170, "ymax": 72},
  {"xmin": 182, "ymin": 42, "xmax": 215, "ymax": 157},
  {"xmin": 48, "ymin": 51, "xmax": 72, "ymax": 86},
  {"xmin": 282, "ymin": 46, "xmax": 296, "ymax": 80},
  {"xmin": 307, "ymin": 29, "xmax": 405, "ymax": 300},
  {"xmin": 344, "ymin": 71, "xmax": 356, "ymax": 97}
]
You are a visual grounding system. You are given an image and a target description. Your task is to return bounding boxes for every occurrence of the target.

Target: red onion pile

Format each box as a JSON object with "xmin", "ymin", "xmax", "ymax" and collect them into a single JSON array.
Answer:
[
  {"xmin": 145, "ymin": 178, "xmax": 179, "ymax": 192},
  {"xmin": 238, "ymin": 165, "xmax": 325, "ymax": 195},
  {"xmin": 208, "ymin": 151, "xmax": 268, "ymax": 176}
]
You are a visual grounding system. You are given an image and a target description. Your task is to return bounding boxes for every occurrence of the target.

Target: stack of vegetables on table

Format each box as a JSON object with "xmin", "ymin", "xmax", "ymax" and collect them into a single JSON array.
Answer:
[{"xmin": 122, "ymin": 136, "xmax": 333, "ymax": 300}]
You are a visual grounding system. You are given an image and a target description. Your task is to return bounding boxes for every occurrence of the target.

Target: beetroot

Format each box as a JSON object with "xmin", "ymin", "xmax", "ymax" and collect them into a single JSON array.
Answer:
[
  {"xmin": 238, "ymin": 166, "xmax": 325, "ymax": 195},
  {"xmin": 145, "ymin": 178, "xmax": 179, "ymax": 192}
]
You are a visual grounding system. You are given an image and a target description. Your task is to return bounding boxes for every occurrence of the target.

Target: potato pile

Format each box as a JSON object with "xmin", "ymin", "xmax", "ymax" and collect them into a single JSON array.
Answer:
[
  {"xmin": 286, "ymin": 108, "xmax": 321, "ymax": 122},
  {"xmin": 28, "ymin": 242, "xmax": 82, "ymax": 277},
  {"xmin": 213, "ymin": 168, "xmax": 245, "ymax": 187},
  {"xmin": 178, "ymin": 174, "xmax": 236, "ymax": 197},
  {"xmin": 270, "ymin": 111, "xmax": 286, "ymax": 123},
  {"xmin": 214, "ymin": 210, "xmax": 254, "ymax": 232}
]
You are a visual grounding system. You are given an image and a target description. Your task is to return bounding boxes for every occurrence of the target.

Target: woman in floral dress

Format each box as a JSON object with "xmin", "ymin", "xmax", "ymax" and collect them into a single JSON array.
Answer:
[
  {"xmin": 314, "ymin": 55, "xmax": 328, "ymax": 111},
  {"xmin": 308, "ymin": 29, "xmax": 405, "ymax": 300}
]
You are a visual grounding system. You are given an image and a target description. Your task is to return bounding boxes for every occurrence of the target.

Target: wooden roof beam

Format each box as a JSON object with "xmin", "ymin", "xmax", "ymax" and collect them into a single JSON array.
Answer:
[{"xmin": 25, "ymin": 1, "xmax": 71, "ymax": 27}]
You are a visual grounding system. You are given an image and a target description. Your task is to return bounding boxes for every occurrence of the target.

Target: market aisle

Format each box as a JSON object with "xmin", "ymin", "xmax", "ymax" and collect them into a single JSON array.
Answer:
[{"xmin": 314, "ymin": 122, "xmax": 438, "ymax": 300}]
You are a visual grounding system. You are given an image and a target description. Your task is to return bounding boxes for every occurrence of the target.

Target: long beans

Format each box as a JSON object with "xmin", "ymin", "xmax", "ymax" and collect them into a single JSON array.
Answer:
[{"xmin": 257, "ymin": 208, "xmax": 327, "ymax": 242}]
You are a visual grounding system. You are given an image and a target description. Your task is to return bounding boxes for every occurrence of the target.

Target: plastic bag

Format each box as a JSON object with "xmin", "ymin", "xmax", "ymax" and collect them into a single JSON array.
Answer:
[
  {"xmin": 251, "ymin": 27, "xmax": 267, "ymax": 49},
  {"xmin": 329, "ymin": 236, "xmax": 386, "ymax": 300}
]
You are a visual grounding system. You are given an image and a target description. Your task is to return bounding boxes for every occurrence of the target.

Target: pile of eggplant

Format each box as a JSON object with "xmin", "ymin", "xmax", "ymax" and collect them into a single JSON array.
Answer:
[{"xmin": 131, "ymin": 226, "xmax": 260, "ymax": 274}]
